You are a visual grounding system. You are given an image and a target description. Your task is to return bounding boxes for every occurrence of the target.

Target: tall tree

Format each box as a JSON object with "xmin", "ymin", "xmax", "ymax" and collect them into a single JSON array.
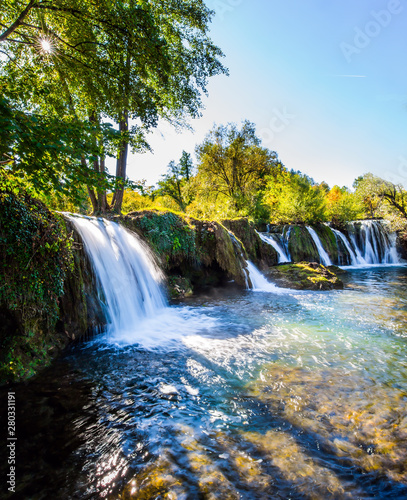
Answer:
[
  {"xmin": 1, "ymin": 0, "xmax": 227, "ymax": 214},
  {"xmin": 158, "ymin": 151, "xmax": 194, "ymax": 211},
  {"xmin": 354, "ymin": 173, "xmax": 407, "ymax": 220},
  {"xmin": 195, "ymin": 121, "xmax": 282, "ymax": 213}
]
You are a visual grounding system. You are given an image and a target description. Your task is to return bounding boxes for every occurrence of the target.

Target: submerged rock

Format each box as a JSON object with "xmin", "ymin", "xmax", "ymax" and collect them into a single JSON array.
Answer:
[{"xmin": 266, "ymin": 262, "xmax": 344, "ymax": 290}]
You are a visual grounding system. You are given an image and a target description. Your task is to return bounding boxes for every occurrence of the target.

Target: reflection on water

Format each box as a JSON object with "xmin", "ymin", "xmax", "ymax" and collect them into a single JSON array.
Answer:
[{"xmin": 1, "ymin": 267, "xmax": 407, "ymax": 499}]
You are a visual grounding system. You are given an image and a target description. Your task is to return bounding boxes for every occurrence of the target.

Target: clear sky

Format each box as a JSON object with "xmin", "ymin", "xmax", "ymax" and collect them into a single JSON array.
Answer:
[{"xmin": 118, "ymin": 0, "xmax": 407, "ymax": 190}]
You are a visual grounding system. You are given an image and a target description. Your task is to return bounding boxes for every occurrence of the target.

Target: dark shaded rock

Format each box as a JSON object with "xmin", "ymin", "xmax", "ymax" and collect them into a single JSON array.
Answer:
[
  {"xmin": 396, "ymin": 232, "xmax": 407, "ymax": 261},
  {"xmin": 58, "ymin": 220, "xmax": 107, "ymax": 340},
  {"xmin": 313, "ymin": 224, "xmax": 339, "ymax": 264},
  {"xmin": 121, "ymin": 211, "xmax": 249, "ymax": 290},
  {"xmin": 288, "ymin": 226, "xmax": 320, "ymax": 263},
  {"xmin": 221, "ymin": 217, "xmax": 278, "ymax": 268}
]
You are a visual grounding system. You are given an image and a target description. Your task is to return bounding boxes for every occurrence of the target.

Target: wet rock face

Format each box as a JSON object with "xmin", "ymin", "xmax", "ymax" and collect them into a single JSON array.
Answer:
[
  {"xmin": 221, "ymin": 218, "xmax": 278, "ymax": 268},
  {"xmin": 287, "ymin": 226, "xmax": 320, "ymax": 263},
  {"xmin": 396, "ymin": 232, "xmax": 407, "ymax": 260},
  {"xmin": 266, "ymin": 262, "xmax": 344, "ymax": 290},
  {"xmin": 58, "ymin": 220, "xmax": 108, "ymax": 340},
  {"xmin": 121, "ymin": 211, "xmax": 249, "ymax": 290}
]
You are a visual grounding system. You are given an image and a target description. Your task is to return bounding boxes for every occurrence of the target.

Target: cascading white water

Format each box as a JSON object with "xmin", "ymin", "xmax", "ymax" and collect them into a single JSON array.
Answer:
[
  {"xmin": 331, "ymin": 228, "xmax": 367, "ymax": 266},
  {"xmin": 67, "ymin": 215, "xmax": 167, "ymax": 334},
  {"xmin": 66, "ymin": 215, "xmax": 219, "ymax": 346},
  {"xmin": 346, "ymin": 220, "xmax": 399, "ymax": 265},
  {"xmin": 305, "ymin": 226, "xmax": 332, "ymax": 266},
  {"xmin": 246, "ymin": 261, "xmax": 285, "ymax": 293},
  {"xmin": 258, "ymin": 232, "xmax": 290, "ymax": 263}
]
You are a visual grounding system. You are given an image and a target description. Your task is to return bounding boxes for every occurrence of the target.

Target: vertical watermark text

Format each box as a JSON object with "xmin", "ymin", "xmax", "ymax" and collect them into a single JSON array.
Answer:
[{"xmin": 6, "ymin": 392, "xmax": 16, "ymax": 493}]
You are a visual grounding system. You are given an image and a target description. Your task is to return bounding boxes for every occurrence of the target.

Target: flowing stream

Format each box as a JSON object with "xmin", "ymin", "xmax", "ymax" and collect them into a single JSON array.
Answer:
[{"xmin": 2, "ymin": 218, "xmax": 407, "ymax": 499}]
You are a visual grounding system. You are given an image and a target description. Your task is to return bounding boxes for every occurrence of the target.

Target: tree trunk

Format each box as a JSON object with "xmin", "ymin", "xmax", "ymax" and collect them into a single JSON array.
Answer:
[
  {"xmin": 113, "ymin": 111, "xmax": 129, "ymax": 214},
  {"xmin": 82, "ymin": 158, "xmax": 99, "ymax": 214}
]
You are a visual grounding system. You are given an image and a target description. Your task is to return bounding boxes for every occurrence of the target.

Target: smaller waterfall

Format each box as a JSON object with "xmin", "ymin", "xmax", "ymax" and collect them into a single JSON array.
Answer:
[
  {"xmin": 306, "ymin": 227, "xmax": 332, "ymax": 266},
  {"xmin": 246, "ymin": 261, "xmax": 285, "ymax": 293},
  {"xmin": 258, "ymin": 232, "xmax": 290, "ymax": 263}
]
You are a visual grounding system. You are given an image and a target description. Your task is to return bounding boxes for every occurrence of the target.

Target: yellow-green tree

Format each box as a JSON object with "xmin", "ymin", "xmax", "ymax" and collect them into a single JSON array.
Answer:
[{"xmin": 195, "ymin": 121, "xmax": 282, "ymax": 217}]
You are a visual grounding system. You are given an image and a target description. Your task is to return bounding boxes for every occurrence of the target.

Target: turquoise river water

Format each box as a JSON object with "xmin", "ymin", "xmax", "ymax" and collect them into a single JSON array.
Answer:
[{"xmin": 2, "ymin": 266, "xmax": 407, "ymax": 499}]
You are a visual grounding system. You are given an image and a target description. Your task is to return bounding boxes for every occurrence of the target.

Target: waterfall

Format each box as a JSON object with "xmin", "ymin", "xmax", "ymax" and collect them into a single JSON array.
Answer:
[
  {"xmin": 258, "ymin": 232, "xmax": 290, "ymax": 263},
  {"xmin": 346, "ymin": 220, "xmax": 399, "ymax": 265},
  {"xmin": 246, "ymin": 261, "xmax": 284, "ymax": 293},
  {"xmin": 305, "ymin": 226, "xmax": 332, "ymax": 266},
  {"xmin": 66, "ymin": 215, "xmax": 167, "ymax": 338},
  {"xmin": 331, "ymin": 228, "xmax": 367, "ymax": 266}
]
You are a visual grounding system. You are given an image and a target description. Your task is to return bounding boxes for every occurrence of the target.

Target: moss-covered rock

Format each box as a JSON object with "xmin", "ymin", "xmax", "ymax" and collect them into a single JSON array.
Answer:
[
  {"xmin": 313, "ymin": 224, "xmax": 339, "ymax": 264},
  {"xmin": 221, "ymin": 217, "xmax": 278, "ymax": 268},
  {"xmin": 266, "ymin": 262, "xmax": 344, "ymax": 290},
  {"xmin": 288, "ymin": 226, "xmax": 320, "ymax": 263},
  {"xmin": 0, "ymin": 188, "xmax": 73, "ymax": 383},
  {"xmin": 121, "ymin": 211, "xmax": 249, "ymax": 290},
  {"xmin": 0, "ymin": 186, "xmax": 106, "ymax": 384}
]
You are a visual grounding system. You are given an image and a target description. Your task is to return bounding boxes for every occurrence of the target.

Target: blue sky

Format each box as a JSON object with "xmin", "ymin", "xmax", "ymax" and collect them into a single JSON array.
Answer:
[{"xmin": 120, "ymin": 0, "xmax": 407, "ymax": 189}]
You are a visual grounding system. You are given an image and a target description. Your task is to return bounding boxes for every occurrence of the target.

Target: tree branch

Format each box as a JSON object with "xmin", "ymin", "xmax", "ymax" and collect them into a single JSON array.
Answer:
[{"xmin": 0, "ymin": 0, "xmax": 37, "ymax": 41}]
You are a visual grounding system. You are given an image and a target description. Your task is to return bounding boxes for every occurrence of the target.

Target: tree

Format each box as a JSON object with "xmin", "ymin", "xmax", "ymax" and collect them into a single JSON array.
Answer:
[
  {"xmin": 354, "ymin": 173, "xmax": 407, "ymax": 220},
  {"xmin": 0, "ymin": 96, "xmax": 117, "ymax": 205},
  {"xmin": 157, "ymin": 151, "xmax": 194, "ymax": 211},
  {"xmin": 1, "ymin": 0, "xmax": 227, "ymax": 213},
  {"xmin": 264, "ymin": 170, "xmax": 327, "ymax": 224},
  {"xmin": 325, "ymin": 185, "xmax": 364, "ymax": 226},
  {"xmin": 195, "ymin": 121, "xmax": 282, "ymax": 214}
]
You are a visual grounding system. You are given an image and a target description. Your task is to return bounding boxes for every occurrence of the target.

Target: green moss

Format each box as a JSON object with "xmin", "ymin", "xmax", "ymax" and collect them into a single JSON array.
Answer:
[
  {"xmin": 314, "ymin": 224, "xmax": 339, "ymax": 263},
  {"xmin": 122, "ymin": 210, "xmax": 197, "ymax": 268},
  {"xmin": 267, "ymin": 262, "xmax": 344, "ymax": 290},
  {"xmin": 121, "ymin": 212, "xmax": 248, "ymax": 289},
  {"xmin": 0, "ymin": 184, "xmax": 74, "ymax": 384},
  {"xmin": 287, "ymin": 226, "xmax": 319, "ymax": 263},
  {"xmin": 221, "ymin": 217, "xmax": 278, "ymax": 267}
]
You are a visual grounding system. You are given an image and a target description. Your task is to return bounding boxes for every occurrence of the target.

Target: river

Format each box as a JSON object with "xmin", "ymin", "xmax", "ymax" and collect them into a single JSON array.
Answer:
[{"xmin": 2, "ymin": 265, "xmax": 407, "ymax": 499}]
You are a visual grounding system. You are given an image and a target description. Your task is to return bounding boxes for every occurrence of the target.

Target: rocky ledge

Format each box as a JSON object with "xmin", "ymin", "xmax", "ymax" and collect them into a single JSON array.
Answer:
[{"xmin": 266, "ymin": 262, "xmax": 344, "ymax": 290}]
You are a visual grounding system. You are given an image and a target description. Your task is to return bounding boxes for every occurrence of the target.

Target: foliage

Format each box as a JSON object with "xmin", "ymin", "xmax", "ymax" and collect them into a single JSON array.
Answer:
[
  {"xmin": 157, "ymin": 151, "xmax": 194, "ymax": 211},
  {"xmin": 125, "ymin": 211, "xmax": 197, "ymax": 266},
  {"xmin": 326, "ymin": 185, "xmax": 364, "ymax": 227},
  {"xmin": 0, "ymin": 96, "xmax": 119, "ymax": 204},
  {"xmin": 0, "ymin": 171, "xmax": 73, "ymax": 321},
  {"xmin": 195, "ymin": 121, "xmax": 282, "ymax": 216},
  {"xmin": 1, "ymin": 0, "xmax": 227, "ymax": 214},
  {"xmin": 264, "ymin": 170, "xmax": 327, "ymax": 224},
  {"xmin": 0, "ymin": 170, "xmax": 73, "ymax": 382},
  {"xmin": 354, "ymin": 173, "xmax": 407, "ymax": 224}
]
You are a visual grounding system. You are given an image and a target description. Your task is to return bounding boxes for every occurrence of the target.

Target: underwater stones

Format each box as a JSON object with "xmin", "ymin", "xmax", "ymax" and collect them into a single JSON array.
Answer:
[
  {"xmin": 246, "ymin": 364, "xmax": 407, "ymax": 486},
  {"xmin": 266, "ymin": 262, "xmax": 344, "ymax": 290}
]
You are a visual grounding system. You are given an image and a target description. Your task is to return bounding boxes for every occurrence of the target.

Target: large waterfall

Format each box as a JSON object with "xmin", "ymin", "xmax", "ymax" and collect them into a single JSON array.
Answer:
[
  {"xmin": 346, "ymin": 220, "xmax": 399, "ymax": 265},
  {"xmin": 67, "ymin": 215, "xmax": 168, "ymax": 337},
  {"xmin": 67, "ymin": 215, "xmax": 220, "ymax": 346}
]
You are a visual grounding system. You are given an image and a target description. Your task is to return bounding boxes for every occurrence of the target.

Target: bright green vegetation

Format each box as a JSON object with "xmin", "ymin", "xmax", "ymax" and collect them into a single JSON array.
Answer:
[
  {"xmin": 267, "ymin": 262, "xmax": 344, "ymax": 290},
  {"xmin": 1, "ymin": 0, "xmax": 226, "ymax": 214},
  {"xmin": 0, "ymin": 173, "xmax": 73, "ymax": 382}
]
